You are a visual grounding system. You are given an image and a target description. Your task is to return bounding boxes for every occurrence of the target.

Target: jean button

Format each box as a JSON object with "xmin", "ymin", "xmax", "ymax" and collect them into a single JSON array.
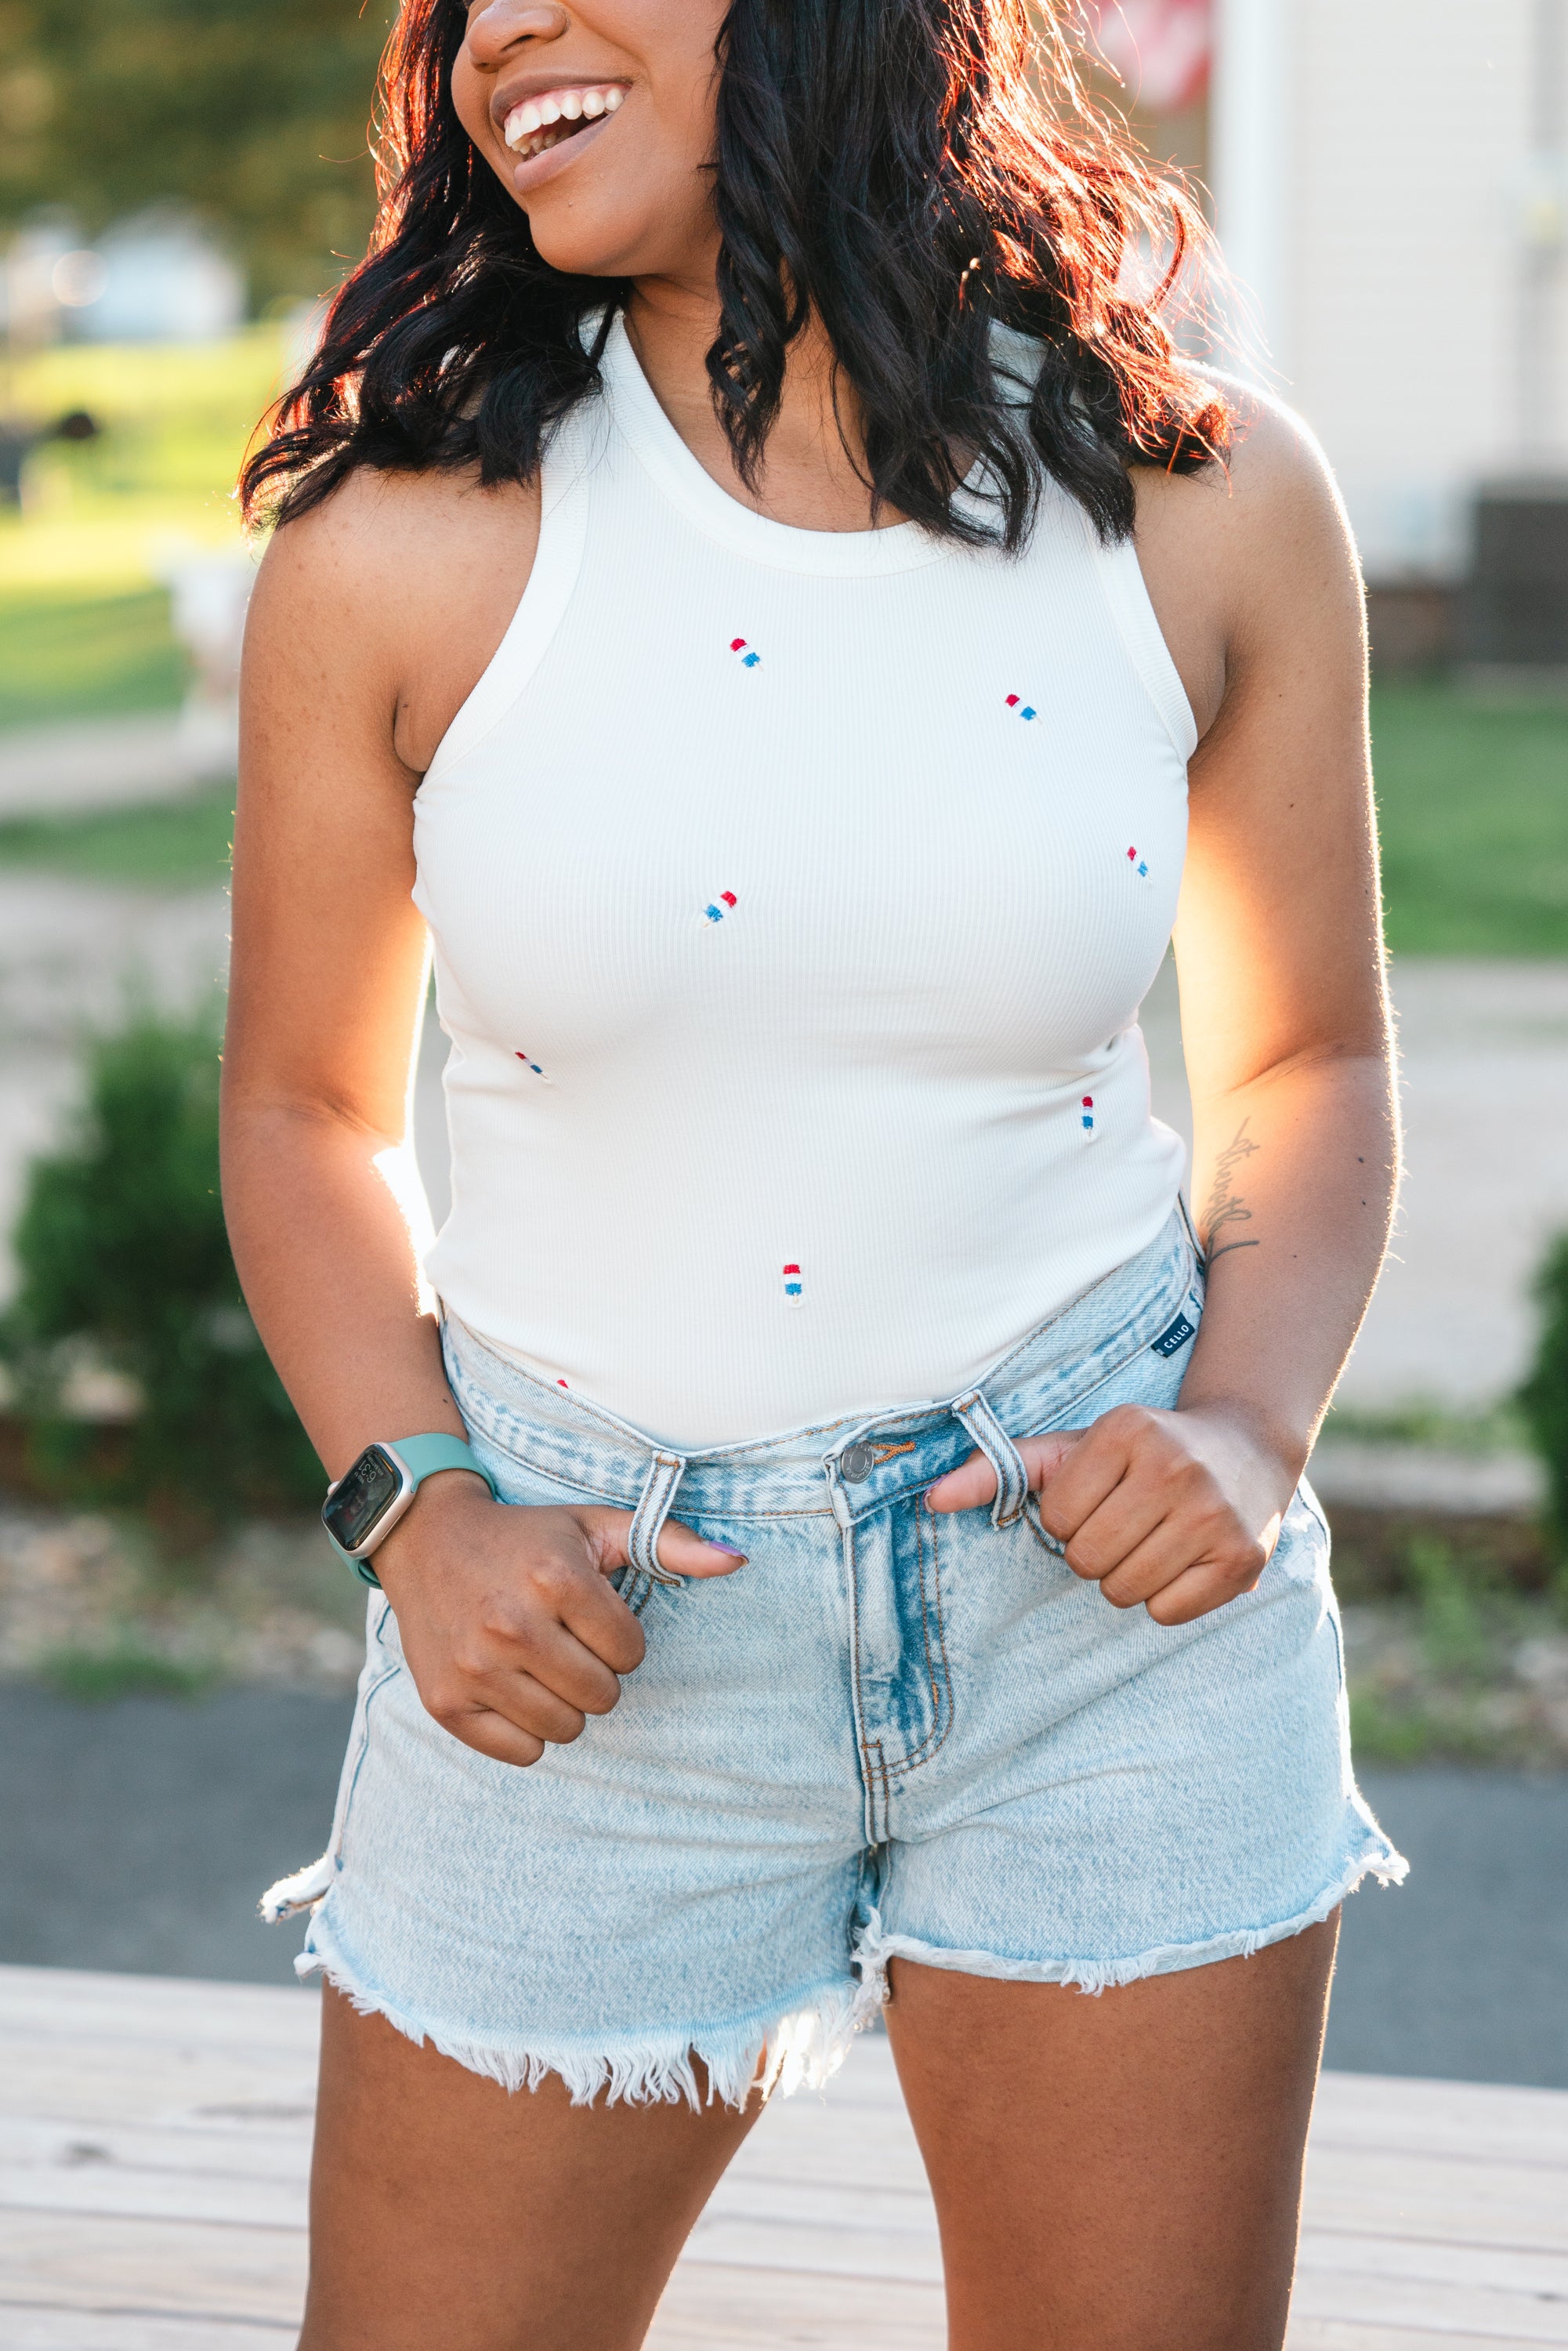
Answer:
[{"xmin": 840, "ymin": 1441, "xmax": 876, "ymax": 1483}]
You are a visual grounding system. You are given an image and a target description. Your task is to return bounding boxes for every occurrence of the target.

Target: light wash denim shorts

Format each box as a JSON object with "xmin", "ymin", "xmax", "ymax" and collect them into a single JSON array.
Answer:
[{"xmin": 264, "ymin": 1208, "xmax": 1404, "ymax": 2107}]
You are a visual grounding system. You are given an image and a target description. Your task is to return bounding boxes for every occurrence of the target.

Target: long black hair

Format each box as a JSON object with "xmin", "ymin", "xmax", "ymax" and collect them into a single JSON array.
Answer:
[{"xmin": 241, "ymin": 0, "xmax": 1229, "ymax": 548}]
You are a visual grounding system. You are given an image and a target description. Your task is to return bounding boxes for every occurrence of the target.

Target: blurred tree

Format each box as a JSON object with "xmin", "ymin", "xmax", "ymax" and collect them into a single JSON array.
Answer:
[
  {"xmin": 0, "ymin": 0, "xmax": 396, "ymax": 310},
  {"xmin": 1, "ymin": 1003, "xmax": 322, "ymax": 1523}
]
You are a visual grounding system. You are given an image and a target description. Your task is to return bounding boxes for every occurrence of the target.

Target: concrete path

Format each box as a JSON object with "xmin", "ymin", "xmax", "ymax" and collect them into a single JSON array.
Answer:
[
  {"xmin": 0, "ymin": 712, "xmax": 233, "ymax": 817},
  {"xmin": 0, "ymin": 1682, "xmax": 1561, "ymax": 2087},
  {"xmin": 1140, "ymin": 953, "xmax": 1568, "ymax": 1408},
  {"xmin": 0, "ymin": 862, "xmax": 1565, "ymax": 1412}
]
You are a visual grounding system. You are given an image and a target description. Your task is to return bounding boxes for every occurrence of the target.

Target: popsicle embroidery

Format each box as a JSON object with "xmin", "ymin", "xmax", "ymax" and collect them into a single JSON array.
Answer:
[
  {"xmin": 1126, "ymin": 846, "xmax": 1150, "ymax": 878},
  {"xmin": 730, "ymin": 637, "xmax": 761, "ymax": 668},
  {"xmin": 699, "ymin": 890, "xmax": 739, "ymax": 926},
  {"xmin": 1005, "ymin": 694, "xmax": 1038, "ymax": 720},
  {"xmin": 514, "ymin": 1051, "xmax": 552, "ymax": 1083},
  {"xmin": 1080, "ymin": 1094, "xmax": 1098, "ymax": 1137},
  {"xmin": 782, "ymin": 1262, "xmax": 804, "ymax": 1306}
]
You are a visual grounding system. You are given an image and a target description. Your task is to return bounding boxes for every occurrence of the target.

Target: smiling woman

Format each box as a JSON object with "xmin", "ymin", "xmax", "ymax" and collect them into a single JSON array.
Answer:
[
  {"xmin": 225, "ymin": 6, "xmax": 1402, "ymax": 2349},
  {"xmin": 241, "ymin": 0, "xmax": 1225, "ymax": 543}
]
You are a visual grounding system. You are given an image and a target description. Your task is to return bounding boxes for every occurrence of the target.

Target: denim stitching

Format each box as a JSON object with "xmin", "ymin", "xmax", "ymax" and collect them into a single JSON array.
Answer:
[
  {"xmin": 842, "ymin": 1515, "xmax": 879, "ymax": 1849},
  {"xmin": 885, "ymin": 1496, "xmax": 954, "ymax": 1780}
]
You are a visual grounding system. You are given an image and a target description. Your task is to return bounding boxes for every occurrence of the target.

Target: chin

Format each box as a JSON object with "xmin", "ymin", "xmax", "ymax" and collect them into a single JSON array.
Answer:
[{"xmin": 522, "ymin": 190, "xmax": 684, "ymax": 284}]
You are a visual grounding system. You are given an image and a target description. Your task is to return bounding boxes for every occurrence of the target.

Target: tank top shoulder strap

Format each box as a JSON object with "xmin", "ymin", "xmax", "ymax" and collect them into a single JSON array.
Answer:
[{"xmin": 418, "ymin": 397, "xmax": 599, "ymax": 788}]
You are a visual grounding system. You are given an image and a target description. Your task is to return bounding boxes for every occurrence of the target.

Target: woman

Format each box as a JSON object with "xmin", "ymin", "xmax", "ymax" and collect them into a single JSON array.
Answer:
[{"xmin": 228, "ymin": 3, "xmax": 1405, "ymax": 2344}]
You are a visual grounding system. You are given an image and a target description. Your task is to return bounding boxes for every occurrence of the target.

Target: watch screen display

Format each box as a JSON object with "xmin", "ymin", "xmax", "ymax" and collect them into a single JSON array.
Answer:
[{"xmin": 322, "ymin": 1446, "xmax": 402, "ymax": 1552}]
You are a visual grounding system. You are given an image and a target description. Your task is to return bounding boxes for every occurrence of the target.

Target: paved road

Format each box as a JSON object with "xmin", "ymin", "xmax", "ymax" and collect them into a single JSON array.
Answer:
[{"xmin": 1, "ymin": 1683, "xmax": 1563, "ymax": 2088}]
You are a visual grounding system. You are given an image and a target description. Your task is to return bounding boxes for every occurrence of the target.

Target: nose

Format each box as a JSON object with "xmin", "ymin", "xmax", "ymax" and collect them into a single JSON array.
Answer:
[{"xmin": 463, "ymin": 1, "xmax": 570, "ymax": 71}]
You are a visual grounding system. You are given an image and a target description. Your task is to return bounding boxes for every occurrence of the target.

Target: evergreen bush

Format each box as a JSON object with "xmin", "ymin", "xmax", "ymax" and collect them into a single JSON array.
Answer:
[
  {"xmin": 1520, "ymin": 1231, "xmax": 1568, "ymax": 1563},
  {"xmin": 1, "ymin": 1002, "xmax": 320, "ymax": 1523}
]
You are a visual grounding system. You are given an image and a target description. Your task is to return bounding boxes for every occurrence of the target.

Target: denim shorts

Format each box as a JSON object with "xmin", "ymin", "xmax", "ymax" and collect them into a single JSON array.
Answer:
[{"xmin": 263, "ymin": 1209, "xmax": 1404, "ymax": 2108}]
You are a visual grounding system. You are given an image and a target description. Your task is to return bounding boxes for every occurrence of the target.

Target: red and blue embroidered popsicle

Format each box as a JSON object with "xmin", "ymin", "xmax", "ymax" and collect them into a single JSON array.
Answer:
[
  {"xmin": 1005, "ymin": 693, "xmax": 1037, "ymax": 721},
  {"xmin": 1080, "ymin": 1092, "xmax": 1098, "ymax": 1138},
  {"xmin": 782, "ymin": 1261, "xmax": 804, "ymax": 1306},
  {"xmin": 514, "ymin": 1049, "xmax": 552, "ymax": 1084},
  {"xmin": 699, "ymin": 889, "xmax": 738, "ymax": 926},
  {"xmin": 1127, "ymin": 846, "xmax": 1150, "ymax": 878},
  {"xmin": 730, "ymin": 637, "xmax": 762, "ymax": 668}
]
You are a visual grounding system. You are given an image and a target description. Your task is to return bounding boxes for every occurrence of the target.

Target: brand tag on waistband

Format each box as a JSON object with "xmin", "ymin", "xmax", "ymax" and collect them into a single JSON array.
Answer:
[{"xmin": 1150, "ymin": 1308, "xmax": 1197, "ymax": 1358}]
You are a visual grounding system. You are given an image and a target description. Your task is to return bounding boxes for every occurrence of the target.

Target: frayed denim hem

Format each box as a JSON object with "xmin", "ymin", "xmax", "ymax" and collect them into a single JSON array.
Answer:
[
  {"xmin": 292, "ymin": 1917, "xmax": 878, "ymax": 2111},
  {"xmin": 853, "ymin": 1830, "xmax": 1409, "ymax": 2001}
]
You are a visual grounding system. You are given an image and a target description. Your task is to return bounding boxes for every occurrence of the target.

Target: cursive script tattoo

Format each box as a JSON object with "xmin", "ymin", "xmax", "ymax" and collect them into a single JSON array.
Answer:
[{"xmin": 1201, "ymin": 1120, "xmax": 1262, "ymax": 1264}]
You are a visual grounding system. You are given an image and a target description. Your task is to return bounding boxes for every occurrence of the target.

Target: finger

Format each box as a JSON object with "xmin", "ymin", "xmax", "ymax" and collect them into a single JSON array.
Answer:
[
  {"xmin": 473, "ymin": 1668, "xmax": 589, "ymax": 1746},
  {"xmin": 1092, "ymin": 1516, "xmax": 1199, "ymax": 1609},
  {"xmin": 1143, "ymin": 1559, "xmax": 1251, "ymax": 1627},
  {"xmin": 443, "ymin": 1708, "xmax": 546, "ymax": 1769},
  {"xmin": 1034, "ymin": 1425, "xmax": 1137, "ymax": 1544},
  {"xmin": 551, "ymin": 1561, "xmax": 647, "ymax": 1677},
  {"xmin": 924, "ymin": 1448, "xmax": 996, "ymax": 1513},
  {"xmin": 504, "ymin": 1617, "xmax": 625, "ymax": 1715},
  {"xmin": 1059, "ymin": 1481, "xmax": 1174, "ymax": 1586},
  {"xmin": 581, "ymin": 1507, "xmax": 748, "ymax": 1581},
  {"xmin": 925, "ymin": 1431, "xmax": 1081, "ymax": 1516}
]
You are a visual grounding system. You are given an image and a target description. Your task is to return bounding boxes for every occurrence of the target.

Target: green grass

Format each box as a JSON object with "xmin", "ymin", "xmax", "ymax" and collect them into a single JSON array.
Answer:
[
  {"xmin": 0, "ymin": 585, "xmax": 183, "ymax": 732},
  {"xmin": 1323, "ymin": 1396, "xmax": 1532, "ymax": 1455},
  {"xmin": 1371, "ymin": 683, "xmax": 1568, "ymax": 956},
  {"xmin": 38, "ymin": 1634, "xmax": 215, "ymax": 1704},
  {"xmin": 0, "ymin": 784, "xmax": 234, "ymax": 888}
]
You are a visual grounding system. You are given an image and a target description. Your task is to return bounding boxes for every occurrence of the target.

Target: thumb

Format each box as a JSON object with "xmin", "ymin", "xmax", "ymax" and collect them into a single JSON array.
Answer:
[
  {"xmin": 926, "ymin": 1429, "xmax": 1085, "ymax": 1516},
  {"xmin": 581, "ymin": 1507, "xmax": 748, "ymax": 1580},
  {"xmin": 1017, "ymin": 1429, "xmax": 1086, "ymax": 1491}
]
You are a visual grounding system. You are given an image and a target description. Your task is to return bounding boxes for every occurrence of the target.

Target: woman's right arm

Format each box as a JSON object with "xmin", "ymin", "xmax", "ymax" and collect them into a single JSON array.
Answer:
[{"xmin": 224, "ymin": 472, "xmax": 739, "ymax": 1767}]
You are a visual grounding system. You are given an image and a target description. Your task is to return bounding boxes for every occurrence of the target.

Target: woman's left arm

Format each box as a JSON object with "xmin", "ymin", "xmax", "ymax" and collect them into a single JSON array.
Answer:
[{"xmin": 929, "ymin": 403, "xmax": 1399, "ymax": 1623}]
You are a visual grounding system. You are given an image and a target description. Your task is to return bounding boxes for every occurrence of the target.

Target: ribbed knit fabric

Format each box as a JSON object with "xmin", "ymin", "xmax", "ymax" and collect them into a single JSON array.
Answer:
[{"xmin": 413, "ymin": 317, "xmax": 1196, "ymax": 1448}]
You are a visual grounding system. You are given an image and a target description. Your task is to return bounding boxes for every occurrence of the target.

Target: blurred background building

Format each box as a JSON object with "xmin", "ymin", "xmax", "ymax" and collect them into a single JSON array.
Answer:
[{"xmin": 1092, "ymin": 0, "xmax": 1568, "ymax": 671}]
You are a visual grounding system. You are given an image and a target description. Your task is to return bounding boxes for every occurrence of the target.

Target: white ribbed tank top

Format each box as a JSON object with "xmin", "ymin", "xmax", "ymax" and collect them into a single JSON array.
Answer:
[{"xmin": 413, "ymin": 317, "xmax": 1195, "ymax": 1448}]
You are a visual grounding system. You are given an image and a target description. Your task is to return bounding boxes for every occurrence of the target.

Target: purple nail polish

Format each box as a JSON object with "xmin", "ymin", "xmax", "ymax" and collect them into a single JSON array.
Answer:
[{"xmin": 707, "ymin": 1541, "xmax": 748, "ymax": 1558}]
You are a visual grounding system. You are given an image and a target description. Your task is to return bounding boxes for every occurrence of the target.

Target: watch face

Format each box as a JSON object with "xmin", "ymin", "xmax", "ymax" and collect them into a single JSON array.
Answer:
[{"xmin": 322, "ymin": 1445, "xmax": 403, "ymax": 1553}]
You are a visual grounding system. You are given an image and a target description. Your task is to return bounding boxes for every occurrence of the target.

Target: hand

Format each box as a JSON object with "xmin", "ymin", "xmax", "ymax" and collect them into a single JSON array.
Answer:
[
  {"xmin": 370, "ymin": 1473, "xmax": 745, "ymax": 1766},
  {"xmin": 925, "ymin": 1403, "xmax": 1302, "ymax": 1625}
]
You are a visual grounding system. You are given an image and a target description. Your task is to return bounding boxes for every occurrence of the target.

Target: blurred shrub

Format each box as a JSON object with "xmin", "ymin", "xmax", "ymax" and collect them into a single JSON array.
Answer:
[
  {"xmin": 0, "ymin": 1003, "xmax": 320, "ymax": 1527},
  {"xmin": 1520, "ymin": 1233, "xmax": 1568, "ymax": 1563}
]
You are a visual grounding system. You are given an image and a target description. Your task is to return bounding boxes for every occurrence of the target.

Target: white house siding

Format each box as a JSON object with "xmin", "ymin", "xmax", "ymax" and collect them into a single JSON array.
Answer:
[{"xmin": 1212, "ymin": 0, "xmax": 1564, "ymax": 581}]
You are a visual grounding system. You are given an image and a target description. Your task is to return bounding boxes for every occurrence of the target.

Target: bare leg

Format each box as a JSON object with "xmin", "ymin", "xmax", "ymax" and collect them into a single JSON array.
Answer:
[
  {"xmin": 299, "ymin": 1987, "xmax": 762, "ymax": 2351},
  {"xmin": 883, "ymin": 1915, "xmax": 1339, "ymax": 2351}
]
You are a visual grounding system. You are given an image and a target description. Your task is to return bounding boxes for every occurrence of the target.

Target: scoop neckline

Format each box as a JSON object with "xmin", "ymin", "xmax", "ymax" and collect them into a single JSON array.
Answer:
[{"xmin": 599, "ymin": 314, "xmax": 958, "ymax": 578}]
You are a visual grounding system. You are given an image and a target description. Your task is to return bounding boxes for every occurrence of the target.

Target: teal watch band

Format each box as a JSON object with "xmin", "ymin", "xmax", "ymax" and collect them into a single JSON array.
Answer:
[
  {"xmin": 324, "ymin": 1433, "xmax": 498, "ymax": 1588},
  {"xmin": 393, "ymin": 1433, "xmax": 498, "ymax": 1491}
]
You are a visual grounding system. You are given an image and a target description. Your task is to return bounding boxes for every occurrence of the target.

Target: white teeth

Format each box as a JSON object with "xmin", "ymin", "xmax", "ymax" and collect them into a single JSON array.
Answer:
[{"xmin": 504, "ymin": 86, "xmax": 625, "ymax": 154}]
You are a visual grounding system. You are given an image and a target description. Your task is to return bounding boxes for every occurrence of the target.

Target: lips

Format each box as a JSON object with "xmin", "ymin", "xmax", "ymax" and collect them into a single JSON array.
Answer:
[{"xmin": 502, "ymin": 82, "xmax": 625, "ymax": 159}]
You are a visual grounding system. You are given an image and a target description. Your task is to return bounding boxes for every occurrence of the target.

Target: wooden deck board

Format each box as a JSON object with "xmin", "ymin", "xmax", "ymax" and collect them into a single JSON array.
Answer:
[{"xmin": 3, "ymin": 1965, "xmax": 1565, "ymax": 2349}]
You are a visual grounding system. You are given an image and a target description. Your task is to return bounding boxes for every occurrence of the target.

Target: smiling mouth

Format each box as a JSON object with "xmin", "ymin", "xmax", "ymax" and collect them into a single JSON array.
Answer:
[{"xmin": 502, "ymin": 83, "xmax": 625, "ymax": 159}]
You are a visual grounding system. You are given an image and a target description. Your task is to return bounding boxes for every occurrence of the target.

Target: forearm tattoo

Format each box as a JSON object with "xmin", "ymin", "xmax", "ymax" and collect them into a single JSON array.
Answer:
[{"xmin": 1200, "ymin": 1120, "xmax": 1262, "ymax": 1264}]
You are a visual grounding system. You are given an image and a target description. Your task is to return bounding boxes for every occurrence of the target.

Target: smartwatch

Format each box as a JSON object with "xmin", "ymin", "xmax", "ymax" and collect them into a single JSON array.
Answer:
[{"xmin": 321, "ymin": 1435, "xmax": 498, "ymax": 1586}]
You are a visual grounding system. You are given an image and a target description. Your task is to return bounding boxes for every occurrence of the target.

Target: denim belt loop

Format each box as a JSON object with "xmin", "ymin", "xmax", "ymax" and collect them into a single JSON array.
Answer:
[
  {"xmin": 951, "ymin": 1389, "xmax": 1033, "ymax": 1531},
  {"xmin": 627, "ymin": 1450, "xmax": 689, "ymax": 1586}
]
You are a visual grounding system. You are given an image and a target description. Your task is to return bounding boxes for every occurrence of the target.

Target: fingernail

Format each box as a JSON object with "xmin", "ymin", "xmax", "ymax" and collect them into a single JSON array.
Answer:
[{"xmin": 707, "ymin": 1541, "xmax": 748, "ymax": 1559}]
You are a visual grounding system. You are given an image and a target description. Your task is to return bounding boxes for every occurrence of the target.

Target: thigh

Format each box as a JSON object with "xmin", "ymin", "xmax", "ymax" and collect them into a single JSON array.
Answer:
[
  {"xmin": 301, "ymin": 1988, "xmax": 761, "ymax": 2351},
  {"xmin": 882, "ymin": 1918, "xmax": 1338, "ymax": 2351}
]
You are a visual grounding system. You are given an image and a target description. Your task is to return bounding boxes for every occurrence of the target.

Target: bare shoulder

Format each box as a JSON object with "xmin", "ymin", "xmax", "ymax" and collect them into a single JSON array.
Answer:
[
  {"xmin": 1128, "ymin": 382, "xmax": 1363, "ymax": 734},
  {"xmin": 246, "ymin": 462, "xmax": 541, "ymax": 771}
]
